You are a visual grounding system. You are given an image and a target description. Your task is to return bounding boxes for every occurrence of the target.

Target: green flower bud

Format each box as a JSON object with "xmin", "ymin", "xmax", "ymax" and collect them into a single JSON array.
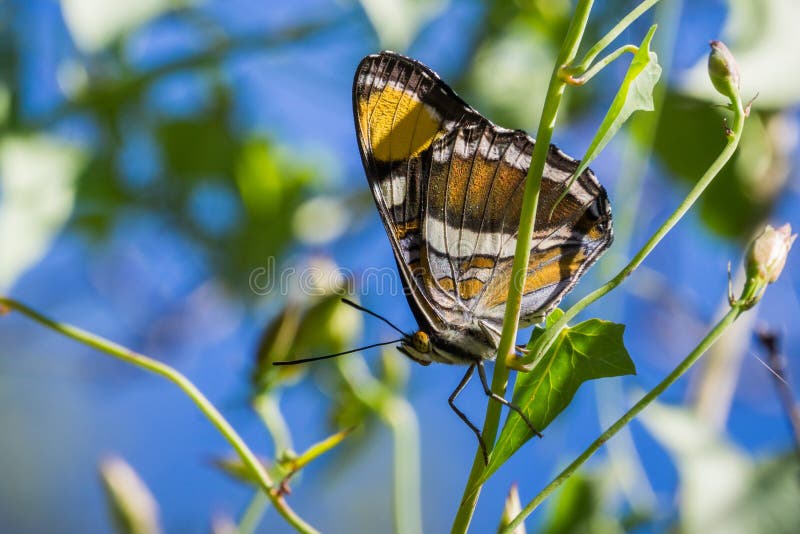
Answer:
[
  {"xmin": 708, "ymin": 40, "xmax": 740, "ymax": 100},
  {"xmin": 746, "ymin": 224, "xmax": 796, "ymax": 283}
]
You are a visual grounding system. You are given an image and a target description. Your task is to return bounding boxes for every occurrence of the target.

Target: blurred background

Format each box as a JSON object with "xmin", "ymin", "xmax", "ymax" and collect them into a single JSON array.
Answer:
[{"xmin": 1, "ymin": 0, "xmax": 799, "ymax": 532}]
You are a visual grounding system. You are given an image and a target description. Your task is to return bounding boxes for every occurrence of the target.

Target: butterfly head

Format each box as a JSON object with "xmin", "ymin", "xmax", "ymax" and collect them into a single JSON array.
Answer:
[{"xmin": 398, "ymin": 330, "xmax": 434, "ymax": 366}]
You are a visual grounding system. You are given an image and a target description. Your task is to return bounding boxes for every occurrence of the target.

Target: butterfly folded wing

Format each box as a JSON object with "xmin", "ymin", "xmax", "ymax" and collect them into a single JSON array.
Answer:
[
  {"xmin": 353, "ymin": 52, "xmax": 457, "ymax": 335},
  {"xmin": 353, "ymin": 51, "xmax": 612, "ymax": 355}
]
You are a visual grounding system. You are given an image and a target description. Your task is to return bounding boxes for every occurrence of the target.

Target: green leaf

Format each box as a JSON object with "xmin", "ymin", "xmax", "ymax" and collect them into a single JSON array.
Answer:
[
  {"xmin": 483, "ymin": 317, "xmax": 635, "ymax": 479},
  {"xmin": 358, "ymin": 0, "xmax": 446, "ymax": 51},
  {"xmin": 0, "ymin": 135, "xmax": 86, "ymax": 291},
  {"xmin": 61, "ymin": 0, "xmax": 181, "ymax": 52},
  {"xmin": 554, "ymin": 26, "xmax": 661, "ymax": 214},
  {"xmin": 279, "ymin": 427, "xmax": 354, "ymax": 476}
]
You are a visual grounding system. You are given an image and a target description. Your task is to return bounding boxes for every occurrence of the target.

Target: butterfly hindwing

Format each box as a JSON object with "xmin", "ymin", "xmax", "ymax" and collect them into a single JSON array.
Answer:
[{"xmin": 353, "ymin": 51, "xmax": 612, "ymax": 351}]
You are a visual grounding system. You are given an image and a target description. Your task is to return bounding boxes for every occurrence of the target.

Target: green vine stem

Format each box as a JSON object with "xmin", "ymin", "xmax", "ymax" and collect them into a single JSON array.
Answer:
[
  {"xmin": 561, "ymin": 44, "xmax": 639, "ymax": 85},
  {"xmin": 502, "ymin": 301, "xmax": 752, "ymax": 532},
  {"xmin": 452, "ymin": 1, "xmax": 665, "ymax": 531},
  {"xmin": 517, "ymin": 90, "xmax": 747, "ymax": 372},
  {"xmin": 572, "ymin": 0, "xmax": 663, "ymax": 73},
  {"xmin": 0, "ymin": 297, "xmax": 319, "ymax": 534},
  {"xmin": 451, "ymin": 2, "xmax": 595, "ymax": 532}
]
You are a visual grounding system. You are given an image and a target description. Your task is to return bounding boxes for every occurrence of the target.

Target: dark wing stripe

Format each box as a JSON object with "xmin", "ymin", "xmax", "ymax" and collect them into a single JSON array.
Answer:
[
  {"xmin": 457, "ymin": 123, "xmax": 485, "ymax": 285},
  {"xmin": 475, "ymin": 134, "xmax": 529, "ymax": 309},
  {"xmin": 386, "ymin": 58, "xmax": 407, "ymax": 219},
  {"xmin": 438, "ymin": 127, "xmax": 460, "ymax": 300},
  {"xmin": 404, "ymin": 73, "xmax": 428, "ymax": 233},
  {"xmin": 466, "ymin": 128, "xmax": 507, "ymax": 303}
]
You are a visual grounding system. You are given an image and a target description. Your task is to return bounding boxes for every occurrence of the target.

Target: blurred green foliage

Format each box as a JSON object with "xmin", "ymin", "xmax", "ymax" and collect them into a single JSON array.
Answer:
[
  {"xmin": 2, "ymin": 1, "xmax": 800, "ymax": 533},
  {"xmin": 540, "ymin": 473, "xmax": 624, "ymax": 534},
  {"xmin": 640, "ymin": 401, "xmax": 800, "ymax": 533}
]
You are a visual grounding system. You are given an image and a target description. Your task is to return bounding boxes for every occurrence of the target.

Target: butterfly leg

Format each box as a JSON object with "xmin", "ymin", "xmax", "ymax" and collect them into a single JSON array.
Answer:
[
  {"xmin": 448, "ymin": 364, "xmax": 489, "ymax": 464},
  {"xmin": 476, "ymin": 361, "xmax": 543, "ymax": 438}
]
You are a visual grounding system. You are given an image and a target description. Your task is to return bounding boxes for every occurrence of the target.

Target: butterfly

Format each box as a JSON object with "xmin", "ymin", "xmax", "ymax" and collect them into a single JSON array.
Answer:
[
  {"xmin": 281, "ymin": 51, "xmax": 613, "ymax": 462},
  {"xmin": 351, "ymin": 51, "xmax": 614, "ymax": 458}
]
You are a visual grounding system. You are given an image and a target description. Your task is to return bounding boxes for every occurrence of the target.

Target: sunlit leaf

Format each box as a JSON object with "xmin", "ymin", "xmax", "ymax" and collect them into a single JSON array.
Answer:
[
  {"xmin": 639, "ymin": 402, "xmax": 800, "ymax": 534},
  {"xmin": 0, "ymin": 136, "xmax": 86, "ymax": 290},
  {"xmin": 292, "ymin": 196, "xmax": 349, "ymax": 245},
  {"xmin": 469, "ymin": 25, "xmax": 568, "ymax": 130},
  {"xmin": 465, "ymin": 1, "xmax": 591, "ymax": 130},
  {"xmin": 680, "ymin": 0, "xmax": 800, "ymax": 108},
  {"xmin": 484, "ymin": 311, "xmax": 635, "ymax": 478},
  {"xmin": 99, "ymin": 456, "xmax": 161, "ymax": 534},
  {"xmin": 563, "ymin": 25, "xmax": 661, "ymax": 198},
  {"xmin": 61, "ymin": 0, "xmax": 184, "ymax": 52},
  {"xmin": 358, "ymin": 0, "xmax": 447, "ymax": 51}
]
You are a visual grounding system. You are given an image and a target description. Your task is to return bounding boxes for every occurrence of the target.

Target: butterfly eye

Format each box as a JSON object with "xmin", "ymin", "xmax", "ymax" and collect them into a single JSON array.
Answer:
[{"xmin": 412, "ymin": 331, "xmax": 430, "ymax": 352}]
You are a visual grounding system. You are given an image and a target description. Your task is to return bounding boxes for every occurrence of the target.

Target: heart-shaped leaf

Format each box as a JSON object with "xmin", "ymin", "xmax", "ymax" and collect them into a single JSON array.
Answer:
[{"xmin": 483, "ymin": 313, "xmax": 635, "ymax": 479}]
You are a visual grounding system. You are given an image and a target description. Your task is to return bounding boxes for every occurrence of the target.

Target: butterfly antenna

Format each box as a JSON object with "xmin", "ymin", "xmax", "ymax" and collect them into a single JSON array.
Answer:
[
  {"xmin": 272, "ymin": 338, "xmax": 405, "ymax": 366},
  {"xmin": 340, "ymin": 298, "xmax": 407, "ymax": 336}
]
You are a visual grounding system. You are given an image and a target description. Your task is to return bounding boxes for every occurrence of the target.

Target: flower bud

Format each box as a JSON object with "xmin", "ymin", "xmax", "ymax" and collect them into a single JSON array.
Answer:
[
  {"xmin": 746, "ymin": 224, "xmax": 796, "ymax": 284},
  {"xmin": 99, "ymin": 456, "xmax": 161, "ymax": 534},
  {"xmin": 498, "ymin": 483, "xmax": 525, "ymax": 534},
  {"xmin": 708, "ymin": 40, "xmax": 740, "ymax": 100}
]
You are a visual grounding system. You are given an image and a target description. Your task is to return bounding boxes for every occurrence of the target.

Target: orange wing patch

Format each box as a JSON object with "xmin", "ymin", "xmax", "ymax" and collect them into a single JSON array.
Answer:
[
  {"xmin": 357, "ymin": 86, "xmax": 442, "ymax": 163},
  {"xmin": 394, "ymin": 220, "xmax": 420, "ymax": 239},
  {"xmin": 459, "ymin": 256, "xmax": 496, "ymax": 271}
]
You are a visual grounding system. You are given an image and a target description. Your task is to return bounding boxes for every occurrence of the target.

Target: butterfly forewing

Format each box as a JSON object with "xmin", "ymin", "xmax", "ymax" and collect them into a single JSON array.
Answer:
[{"xmin": 353, "ymin": 51, "xmax": 612, "ymax": 357}]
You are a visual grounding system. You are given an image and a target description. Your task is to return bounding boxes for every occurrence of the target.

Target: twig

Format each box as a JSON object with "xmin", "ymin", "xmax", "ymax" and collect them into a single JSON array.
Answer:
[
  {"xmin": 0, "ymin": 297, "xmax": 318, "ymax": 534},
  {"xmin": 755, "ymin": 327, "xmax": 800, "ymax": 461}
]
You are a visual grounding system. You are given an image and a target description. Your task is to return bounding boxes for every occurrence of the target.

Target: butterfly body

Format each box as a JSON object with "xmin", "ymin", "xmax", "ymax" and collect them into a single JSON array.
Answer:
[{"xmin": 353, "ymin": 51, "xmax": 613, "ymax": 368}]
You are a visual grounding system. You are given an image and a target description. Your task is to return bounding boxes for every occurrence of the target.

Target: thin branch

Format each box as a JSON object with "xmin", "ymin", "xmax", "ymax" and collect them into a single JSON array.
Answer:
[
  {"xmin": 0, "ymin": 297, "xmax": 319, "ymax": 534},
  {"xmin": 755, "ymin": 327, "xmax": 800, "ymax": 460},
  {"xmin": 560, "ymin": 44, "xmax": 639, "ymax": 85},
  {"xmin": 35, "ymin": 16, "xmax": 343, "ymax": 128},
  {"xmin": 572, "ymin": 0, "xmax": 662, "ymax": 73}
]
